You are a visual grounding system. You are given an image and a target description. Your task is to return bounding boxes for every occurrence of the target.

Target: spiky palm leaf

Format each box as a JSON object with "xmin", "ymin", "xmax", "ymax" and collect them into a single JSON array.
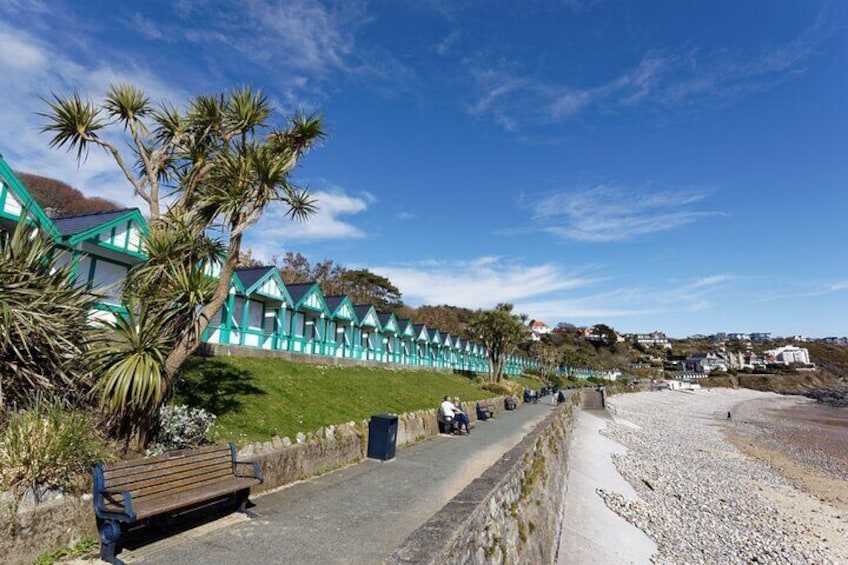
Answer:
[
  {"xmin": 39, "ymin": 92, "xmax": 105, "ymax": 160},
  {"xmin": 0, "ymin": 218, "xmax": 97, "ymax": 408}
]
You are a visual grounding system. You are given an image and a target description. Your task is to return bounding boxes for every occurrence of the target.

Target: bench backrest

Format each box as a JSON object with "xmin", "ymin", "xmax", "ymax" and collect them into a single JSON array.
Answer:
[{"xmin": 101, "ymin": 444, "xmax": 236, "ymax": 503}]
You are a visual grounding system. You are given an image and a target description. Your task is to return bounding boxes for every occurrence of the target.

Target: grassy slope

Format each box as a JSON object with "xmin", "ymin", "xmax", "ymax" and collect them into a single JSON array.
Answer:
[{"xmin": 176, "ymin": 357, "xmax": 513, "ymax": 445}]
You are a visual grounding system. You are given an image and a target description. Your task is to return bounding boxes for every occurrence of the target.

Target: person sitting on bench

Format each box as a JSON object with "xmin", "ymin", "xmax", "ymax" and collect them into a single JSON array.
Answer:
[
  {"xmin": 441, "ymin": 396, "xmax": 471, "ymax": 434},
  {"xmin": 476, "ymin": 401, "xmax": 494, "ymax": 421}
]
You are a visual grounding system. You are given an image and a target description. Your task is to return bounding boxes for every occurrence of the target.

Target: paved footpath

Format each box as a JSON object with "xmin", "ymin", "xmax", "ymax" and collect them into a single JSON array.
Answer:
[{"xmin": 129, "ymin": 401, "xmax": 556, "ymax": 565}]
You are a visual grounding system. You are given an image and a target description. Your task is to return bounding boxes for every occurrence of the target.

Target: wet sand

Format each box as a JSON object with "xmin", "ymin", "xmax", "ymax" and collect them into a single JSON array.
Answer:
[{"xmin": 727, "ymin": 395, "xmax": 848, "ymax": 513}]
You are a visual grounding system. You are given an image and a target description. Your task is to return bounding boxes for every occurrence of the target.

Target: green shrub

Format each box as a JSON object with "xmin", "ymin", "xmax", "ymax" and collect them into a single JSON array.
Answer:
[{"xmin": 0, "ymin": 401, "xmax": 104, "ymax": 497}]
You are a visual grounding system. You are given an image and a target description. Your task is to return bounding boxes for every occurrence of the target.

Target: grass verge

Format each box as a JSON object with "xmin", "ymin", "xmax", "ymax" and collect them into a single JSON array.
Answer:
[{"xmin": 175, "ymin": 356, "xmax": 503, "ymax": 445}]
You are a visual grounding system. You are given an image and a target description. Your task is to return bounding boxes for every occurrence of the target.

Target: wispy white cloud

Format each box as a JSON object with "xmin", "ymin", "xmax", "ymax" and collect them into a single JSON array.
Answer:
[
  {"xmin": 435, "ymin": 30, "xmax": 461, "ymax": 56},
  {"xmin": 516, "ymin": 273, "xmax": 732, "ymax": 324},
  {"xmin": 395, "ymin": 211, "xmax": 416, "ymax": 221},
  {"xmin": 467, "ymin": 11, "xmax": 828, "ymax": 131},
  {"xmin": 170, "ymin": 0, "xmax": 417, "ymax": 104},
  {"xmin": 245, "ymin": 187, "xmax": 373, "ymax": 260},
  {"xmin": 0, "ymin": 22, "xmax": 183, "ymax": 208},
  {"xmin": 524, "ymin": 184, "xmax": 723, "ymax": 242},
  {"xmin": 373, "ymin": 257, "xmax": 598, "ymax": 308},
  {"xmin": 690, "ymin": 274, "xmax": 734, "ymax": 289}
]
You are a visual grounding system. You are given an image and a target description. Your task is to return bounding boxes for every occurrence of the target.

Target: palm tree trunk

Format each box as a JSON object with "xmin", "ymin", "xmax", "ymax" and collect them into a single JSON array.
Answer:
[{"xmin": 162, "ymin": 233, "xmax": 243, "ymax": 380}]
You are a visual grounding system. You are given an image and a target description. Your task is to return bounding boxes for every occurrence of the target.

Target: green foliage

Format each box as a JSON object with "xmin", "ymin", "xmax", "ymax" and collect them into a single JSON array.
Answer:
[
  {"xmin": 42, "ymin": 84, "xmax": 325, "ymax": 446},
  {"xmin": 469, "ymin": 303, "xmax": 527, "ymax": 382},
  {"xmin": 0, "ymin": 218, "xmax": 96, "ymax": 409},
  {"xmin": 33, "ymin": 537, "xmax": 97, "ymax": 565},
  {"xmin": 0, "ymin": 400, "xmax": 104, "ymax": 496},
  {"xmin": 338, "ymin": 268, "xmax": 403, "ymax": 312},
  {"xmin": 175, "ymin": 356, "xmax": 498, "ymax": 444},
  {"xmin": 87, "ymin": 309, "xmax": 172, "ymax": 446}
]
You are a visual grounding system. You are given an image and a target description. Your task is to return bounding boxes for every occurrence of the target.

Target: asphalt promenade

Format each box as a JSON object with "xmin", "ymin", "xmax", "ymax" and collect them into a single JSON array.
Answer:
[{"xmin": 128, "ymin": 399, "xmax": 557, "ymax": 565}]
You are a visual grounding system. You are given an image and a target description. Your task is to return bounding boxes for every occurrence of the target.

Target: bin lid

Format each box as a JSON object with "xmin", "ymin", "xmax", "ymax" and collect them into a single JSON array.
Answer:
[{"xmin": 371, "ymin": 413, "xmax": 398, "ymax": 422}]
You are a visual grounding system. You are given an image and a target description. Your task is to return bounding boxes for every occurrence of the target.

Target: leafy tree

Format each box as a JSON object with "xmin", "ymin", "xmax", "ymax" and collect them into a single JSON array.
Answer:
[
  {"xmin": 591, "ymin": 323, "xmax": 619, "ymax": 348},
  {"xmin": 530, "ymin": 341, "xmax": 561, "ymax": 380},
  {"xmin": 338, "ymin": 268, "xmax": 403, "ymax": 312},
  {"xmin": 0, "ymin": 218, "xmax": 96, "ymax": 408},
  {"xmin": 43, "ymin": 84, "xmax": 324, "ymax": 444},
  {"xmin": 276, "ymin": 251, "xmax": 314, "ymax": 283},
  {"xmin": 469, "ymin": 303, "xmax": 527, "ymax": 382},
  {"xmin": 412, "ymin": 304, "xmax": 475, "ymax": 339}
]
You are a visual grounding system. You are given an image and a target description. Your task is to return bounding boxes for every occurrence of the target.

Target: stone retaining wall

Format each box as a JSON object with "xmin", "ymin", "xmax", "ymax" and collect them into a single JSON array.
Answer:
[
  {"xmin": 387, "ymin": 393, "xmax": 581, "ymax": 564},
  {"xmin": 0, "ymin": 397, "xmax": 510, "ymax": 564}
]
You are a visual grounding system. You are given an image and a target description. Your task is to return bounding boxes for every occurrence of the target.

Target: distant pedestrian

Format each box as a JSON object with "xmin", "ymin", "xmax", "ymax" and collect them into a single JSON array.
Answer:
[{"xmin": 727, "ymin": 411, "xmax": 732, "ymax": 421}]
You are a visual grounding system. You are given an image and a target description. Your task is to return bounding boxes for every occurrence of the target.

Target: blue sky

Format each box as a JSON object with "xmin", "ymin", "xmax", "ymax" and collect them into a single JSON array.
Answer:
[{"xmin": 1, "ymin": 0, "xmax": 846, "ymax": 337}]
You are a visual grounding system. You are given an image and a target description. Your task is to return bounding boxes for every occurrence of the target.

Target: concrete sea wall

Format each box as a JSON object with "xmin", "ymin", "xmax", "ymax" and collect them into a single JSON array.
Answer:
[{"xmin": 387, "ymin": 394, "xmax": 581, "ymax": 564}]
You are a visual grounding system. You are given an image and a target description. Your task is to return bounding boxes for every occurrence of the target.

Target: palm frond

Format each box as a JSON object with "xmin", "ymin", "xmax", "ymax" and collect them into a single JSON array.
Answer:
[
  {"xmin": 103, "ymin": 83, "xmax": 151, "ymax": 130},
  {"xmin": 39, "ymin": 92, "xmax": 105, "ymax": 161}
]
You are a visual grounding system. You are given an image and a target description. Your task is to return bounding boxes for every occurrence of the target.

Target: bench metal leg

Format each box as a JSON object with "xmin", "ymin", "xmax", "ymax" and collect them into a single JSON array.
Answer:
[
  {"xmin": 99, "ymin": 520, "xmax": 125, "ymax": 565},
  {"xmin": 235, "ymin": 489, "xmax": 257, "ymax": 519}
]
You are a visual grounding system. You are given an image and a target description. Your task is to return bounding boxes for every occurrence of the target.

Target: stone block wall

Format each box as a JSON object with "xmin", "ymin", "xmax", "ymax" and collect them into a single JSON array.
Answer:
[
  {"xmin": 0, "ymin": 493, "xmax": 97, "ymax": 565},
  {"xmin": 0, "ymin": 396, "xmax": 511, "ymax": 564},
  {"xmin": 387, "ymin": 394, "xmax": 580, "ymax": 564}
]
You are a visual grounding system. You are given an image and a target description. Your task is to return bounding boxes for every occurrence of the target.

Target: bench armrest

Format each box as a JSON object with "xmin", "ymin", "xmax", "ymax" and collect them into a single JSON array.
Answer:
[
  {"xmin": 92, "ymin": 464, "xmax": 136, "ymax": 521},
  {"xmin": 229, "ymin": 442, "xmax": 264, "ymax": 484},
  {"xmin": 234, "ymin": 460, "xmax": 264, "ymax": 484}
]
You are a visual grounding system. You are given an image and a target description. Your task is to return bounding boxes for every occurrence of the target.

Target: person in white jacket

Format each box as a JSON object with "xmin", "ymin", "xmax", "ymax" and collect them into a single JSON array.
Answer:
[{"xmin": 440, "ymin": 396, "xmax": 471, "ymax": 433}]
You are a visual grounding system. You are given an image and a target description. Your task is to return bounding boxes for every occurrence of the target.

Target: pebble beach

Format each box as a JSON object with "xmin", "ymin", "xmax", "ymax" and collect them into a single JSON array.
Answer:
[{"xmin": 598, "ymin": 388, "xmax": 848, "ymax": 564}]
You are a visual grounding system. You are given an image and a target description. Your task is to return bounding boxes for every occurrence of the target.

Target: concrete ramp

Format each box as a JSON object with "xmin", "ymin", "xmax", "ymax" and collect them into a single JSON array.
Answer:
[
  {"xmin": 581, "ymin": 390, "xmax": 605, "ymax": 410},
  {"xmin": 557, "ymin": 410, "xmax": 656, "ymax": 564}
]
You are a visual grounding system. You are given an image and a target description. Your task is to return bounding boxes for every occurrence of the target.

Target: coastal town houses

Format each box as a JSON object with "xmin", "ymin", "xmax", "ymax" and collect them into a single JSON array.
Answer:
[
  {"xmin": 684, "ymin": 352, "xmax": 729, "ymax": 373},
  {"xmin": 0, "ymin": 155, "xmax": 534, "ymax": 376}
]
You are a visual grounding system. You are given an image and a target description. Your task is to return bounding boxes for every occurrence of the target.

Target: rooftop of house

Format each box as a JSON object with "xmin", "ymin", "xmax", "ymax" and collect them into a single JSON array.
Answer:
[
  {"xmin": 235, "ymin": 266, "xmax": 276, "ymax": 290},
  {"xmin": 52, "ymin": 208, "xmax": 138, "ymax": 236}
]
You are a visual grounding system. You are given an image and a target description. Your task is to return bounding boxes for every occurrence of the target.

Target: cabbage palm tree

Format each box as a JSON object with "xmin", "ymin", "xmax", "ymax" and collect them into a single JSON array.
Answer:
[
  {"xmin": 0, "ymin": 217, "xmax": 96, "ymax": 408},
  {"xmin": 42, "ymin": 85, "xmax": 324, "ymax": 442}
]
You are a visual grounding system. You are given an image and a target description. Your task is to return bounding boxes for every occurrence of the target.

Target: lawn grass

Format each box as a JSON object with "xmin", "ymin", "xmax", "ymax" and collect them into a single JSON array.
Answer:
[
  {"xmin": 175, "ymin": 356, "xmax": 501, "ymax": 445},
  {"xmin": 505, "ymin": 374, "xmax": 545, "ymax": 391}
]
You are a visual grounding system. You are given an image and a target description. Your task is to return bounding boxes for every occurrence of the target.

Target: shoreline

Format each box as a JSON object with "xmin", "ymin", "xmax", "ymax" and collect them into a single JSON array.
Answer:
[
  {"xmin": 726, "ymin": 394, "xmax": 848, "ymax": 514},
  {"xmin": 598, "ymin": 389, "xmax": 847, "ymax": 563}
]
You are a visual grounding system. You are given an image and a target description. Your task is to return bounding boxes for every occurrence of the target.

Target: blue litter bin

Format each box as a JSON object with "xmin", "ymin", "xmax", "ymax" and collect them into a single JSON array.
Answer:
[{"xmin": 367, "ymin": 414, "xmax": 398, "ymax": 461}]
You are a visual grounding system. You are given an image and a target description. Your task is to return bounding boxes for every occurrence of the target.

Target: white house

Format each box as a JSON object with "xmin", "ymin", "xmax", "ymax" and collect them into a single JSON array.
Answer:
[
  {"xmin": 764, "ymin": 345, "xmax": 811, "ymax": 366},
  {"xmin": 633, "ymin": 331, "xmax": 671, "ymax": 349},
  {"xmin": 528, "ymin": 319, "xmax": 552, "ymax": 341}
]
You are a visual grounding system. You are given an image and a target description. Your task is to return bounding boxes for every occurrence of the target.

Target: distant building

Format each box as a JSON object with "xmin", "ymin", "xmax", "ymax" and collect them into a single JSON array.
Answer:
[
  {"xmin": 791, "ymin": 335, "xmax": 808, "ymax": 343},
  {"xmin": 764, "ymin": 345, "xmax": 811, "ymax": 366},
  {"xmin": 822, "ymin": 337, "xmax": 848, "ymax": 346},
  {"xmin": 633, "ymin": 331, "xmax": 671, "ymax": 349},
  {"xmin": 527, "ymin": 319, "xmax": 552, "ymax": 342},
  {"xmin": 750, "ymin": 332, "xmax": 771, "ymax": 342},
  {"xmin": 685, "ymin": 352, "xmax": 728, "ymax": 373},
  {"xmin": 727, "ymin": 333, "xmax": 750, "ymax": 342}
]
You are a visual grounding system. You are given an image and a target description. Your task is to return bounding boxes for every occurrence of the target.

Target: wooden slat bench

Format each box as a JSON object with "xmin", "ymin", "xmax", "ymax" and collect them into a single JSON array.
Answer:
[{"xmin": 92, "ymin": 443, "xmax": 263, "ymax": 564}]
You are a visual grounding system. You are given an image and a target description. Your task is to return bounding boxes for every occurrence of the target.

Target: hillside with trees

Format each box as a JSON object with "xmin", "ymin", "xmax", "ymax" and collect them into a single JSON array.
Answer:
[{"xmin": 17, "ymin": 172, "xmax": 120, "ymax": 217}]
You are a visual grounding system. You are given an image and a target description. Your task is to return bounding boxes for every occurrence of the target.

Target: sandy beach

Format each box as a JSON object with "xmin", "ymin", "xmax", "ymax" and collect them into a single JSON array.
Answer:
[{"xmin": 599, "ymin": 388, "xmax": 848, "ymax": 564}]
